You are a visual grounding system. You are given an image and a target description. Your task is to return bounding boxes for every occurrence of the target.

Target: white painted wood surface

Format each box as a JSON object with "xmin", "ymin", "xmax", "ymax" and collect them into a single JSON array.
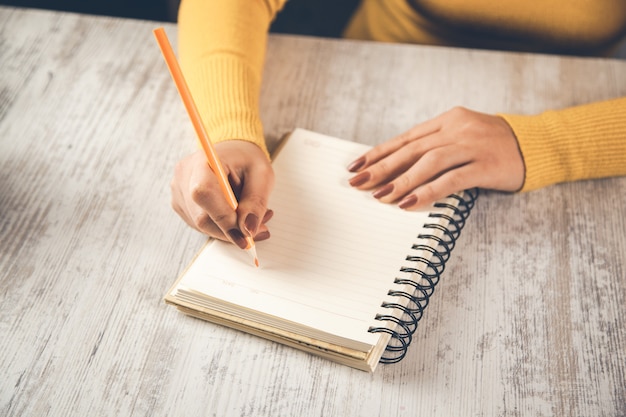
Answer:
[{"xmin": 1, "ymin": 6, "xmax": 625, "ymax": 417}]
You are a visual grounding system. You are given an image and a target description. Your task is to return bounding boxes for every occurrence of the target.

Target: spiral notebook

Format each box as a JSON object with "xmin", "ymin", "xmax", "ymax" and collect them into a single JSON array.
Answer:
[{"xmin": 165, "ymin": 129, "xmax": 476, "ymax": 372}]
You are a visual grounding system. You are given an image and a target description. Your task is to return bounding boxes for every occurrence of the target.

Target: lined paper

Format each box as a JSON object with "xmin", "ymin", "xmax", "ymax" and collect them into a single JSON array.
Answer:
[{"xmin": 175, "ymin": 129, "xmax": 442, "ymax": 350}]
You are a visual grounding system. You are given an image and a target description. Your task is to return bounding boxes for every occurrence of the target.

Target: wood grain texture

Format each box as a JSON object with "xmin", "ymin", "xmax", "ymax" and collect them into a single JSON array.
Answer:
[{"xmin": 1, "ymin": 6, "xmax": 625, "ymax": 417}]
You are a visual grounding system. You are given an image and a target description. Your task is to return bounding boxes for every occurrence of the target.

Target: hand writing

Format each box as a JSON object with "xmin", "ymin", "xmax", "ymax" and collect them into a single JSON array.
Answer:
[{"xmin": 171, "ymin": 140, "xmax": 275, "ymax": 246}]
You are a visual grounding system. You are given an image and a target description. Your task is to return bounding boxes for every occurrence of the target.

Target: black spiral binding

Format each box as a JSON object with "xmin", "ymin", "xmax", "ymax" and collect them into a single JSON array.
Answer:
[{"xmin": 368, "ymin": 188, "xmax": 479, "ymax": 364}]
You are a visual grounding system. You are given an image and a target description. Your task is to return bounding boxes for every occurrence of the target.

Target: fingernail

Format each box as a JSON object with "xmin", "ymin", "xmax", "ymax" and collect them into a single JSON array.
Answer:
[
  {"xmin": 372, "ymin": 183, "xmax": 394, "ymax": 199},
  {"xmin": 262, "ymin": 209, "xmax": 274, "ymax": 224},
  {"xmin": 347, "ymin": 156, "xmax": 366, "ymax": 172},
  {"xmin": 228, "ymin": 229, "xmax": 248, "ymax": 249},
  {"xmin": 244, "ymin": 213, "xmax": 260, "ymax": 235},
  {"xmin": 348, "ymin": 171, "xmax": 371, "ymax": 187},
  {"xmin": 398, "ymin": 195, "xmax": 418, "ymax": 209},
  {"xmin": 255, "ymin": 230, "xmax": 271, "ymax": 241}
]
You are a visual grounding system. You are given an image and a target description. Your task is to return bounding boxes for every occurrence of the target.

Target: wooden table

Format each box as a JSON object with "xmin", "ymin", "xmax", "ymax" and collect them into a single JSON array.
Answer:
[{"xmin": 1, "ymin": 6, "xmax": 625, "ymax": 417}]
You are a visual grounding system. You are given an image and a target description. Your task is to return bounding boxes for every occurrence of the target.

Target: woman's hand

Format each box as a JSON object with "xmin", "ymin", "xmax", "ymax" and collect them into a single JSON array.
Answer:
[
  {"xmin": 347, "ymin": 107, "xmax": 525, "ymax": 209},
  {"xmin": 171, "ymin": 140, "xmax": 275, "ymax": 248}
]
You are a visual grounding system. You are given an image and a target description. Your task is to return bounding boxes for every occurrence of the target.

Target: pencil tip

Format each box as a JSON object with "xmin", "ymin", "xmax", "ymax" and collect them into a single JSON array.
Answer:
[{"xmin": 246, "ymin": 242, "xmax": 260, "ymax": 268}]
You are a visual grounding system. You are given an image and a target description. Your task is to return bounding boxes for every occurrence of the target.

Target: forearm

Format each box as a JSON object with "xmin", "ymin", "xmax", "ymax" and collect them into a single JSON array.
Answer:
[
  {"xmin": 500, "ymin": 97, "xmax": 626, "ymax": 191},
  {"xmin": 178, "ymin": 0, "xmax": 287, "ymax": 155}
]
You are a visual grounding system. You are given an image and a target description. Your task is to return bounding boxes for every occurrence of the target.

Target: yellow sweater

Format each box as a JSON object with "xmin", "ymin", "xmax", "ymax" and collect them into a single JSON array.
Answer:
[{"xmin": 178, "ymin": 0, "xmax": 626, "ymax": 191}]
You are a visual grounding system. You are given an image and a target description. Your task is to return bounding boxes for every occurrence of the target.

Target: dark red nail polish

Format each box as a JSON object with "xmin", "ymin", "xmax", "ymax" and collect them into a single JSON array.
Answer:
[
  {"xmin": 262, "ymin": 209, "xmax": 274, "ymax": 224},
  {"xmin": 349, "ymin": 171, "xmax": 371, "ymax": 187},
  {"xmin": 347, "ymin": 156, "xmax": 366, "ymax": 172},
  {"xmin": 398, "ymin": 195, "xmax": 418, "ymax": 209},
  {"xmin": 255, "ymin": 230, "xmax": 271, "ymax": 241},
  {"xmin": 228, "ymin": 229, "xmax": 248, "ymax": 249},
  {"xmin": 244, "ymin": 213, "xmax": 259, "ymax": 235},
  {"xmin": 373, "ymin": 183, "xmax": 394, "ymax": 199}
]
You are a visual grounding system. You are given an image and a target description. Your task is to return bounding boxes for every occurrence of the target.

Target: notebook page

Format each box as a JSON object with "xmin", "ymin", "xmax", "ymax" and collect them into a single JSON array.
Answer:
[{"xmin": 176, "ymin": 129, "xmax": 436, "ymax": 349}]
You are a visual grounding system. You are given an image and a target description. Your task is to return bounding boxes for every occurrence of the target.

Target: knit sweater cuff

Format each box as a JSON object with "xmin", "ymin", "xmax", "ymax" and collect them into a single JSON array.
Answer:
[
  {"xmin": 183, "ymin": 53, "xmax": 269, "ymax": 158},
  {"xmin": 499, "ymin": 97, "xmax": 626, "ymax": 192}
]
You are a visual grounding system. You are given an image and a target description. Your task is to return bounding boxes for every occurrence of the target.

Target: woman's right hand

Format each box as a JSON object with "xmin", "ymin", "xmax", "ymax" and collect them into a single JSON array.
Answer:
[{"xmin": 171, "ymin": 140, "xmax": 275, "ymax": 249}]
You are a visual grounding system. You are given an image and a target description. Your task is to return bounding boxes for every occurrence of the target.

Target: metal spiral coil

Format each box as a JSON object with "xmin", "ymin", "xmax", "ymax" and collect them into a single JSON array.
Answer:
[{"xmin": 368, "ymin": 189, "xmax": 478, "ymax": 364}]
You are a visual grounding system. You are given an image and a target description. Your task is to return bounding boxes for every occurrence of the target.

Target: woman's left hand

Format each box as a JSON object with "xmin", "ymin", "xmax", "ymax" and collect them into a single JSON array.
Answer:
[{"xmin": 347, "ymin": 107, "xmax": 525, "ymax": 209}]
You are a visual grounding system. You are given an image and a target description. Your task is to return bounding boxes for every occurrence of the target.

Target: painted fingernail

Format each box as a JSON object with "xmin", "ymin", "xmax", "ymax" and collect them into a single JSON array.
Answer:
[
  {"xmin": 398, "ymin": 195, "xmax": 418, "ymax": 209},
  {"xmin": 372, "ymin": 183, "xmax": 394, "ymax": 199},
  {"xmin": 255, "ymin": 230, "xmax": 271, "ymax": 241},
  {"xmin": 348, "ymin": 171, "xmax": 371, "ymax": 187},
  {"xmin": 347, "ymin": 156, "xmax": 366, "ymax": 172},
  {"xmin": 262, "ymin": 209, "xmax": 274, "ymax": 224},
  {"xmin": 244, "ymin": 213, "xmax": 260, "ymax": 235},
  {"xmin": 228, "ymin": 228, "xmax": 248, "ymax": 249}
]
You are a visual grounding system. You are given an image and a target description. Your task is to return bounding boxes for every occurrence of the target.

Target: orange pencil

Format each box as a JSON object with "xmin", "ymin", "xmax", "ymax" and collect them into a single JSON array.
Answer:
[{"xmin": 153, "ymin": 27, "xmax": 259, "ymax": 267}]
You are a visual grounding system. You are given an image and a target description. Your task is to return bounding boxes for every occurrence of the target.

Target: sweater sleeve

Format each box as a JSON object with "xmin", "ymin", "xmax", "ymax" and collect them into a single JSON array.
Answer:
[
  {"xmin": 499, "ymin": 96, "xmax": 626, "ymax": 191},
  {"xmin": 177, "ymin": 0, "xmax": 287, "ymax": 157}
]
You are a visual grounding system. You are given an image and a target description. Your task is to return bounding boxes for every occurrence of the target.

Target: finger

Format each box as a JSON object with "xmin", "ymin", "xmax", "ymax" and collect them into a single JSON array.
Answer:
[
  {"xmin": 374, "ymin": 143, "xmax": 472, "ymax": 203},
  {"xmin": 171, "ymin": 161, "xmax": 225, "ymax": 239},
  {"xmin": 261, "ymin": 208, "xmax": 274, "ymax": 225},
  {"xmin": 397, "ymin": 164, "xmax": 481, "ymax": 210},
  {"xmin": 347, "ymin": 117, "xmax": 442, "ymax": 172},
  {"xmin": 350, "ymin": 136, "xmax": 442, "ymax": 190},
  {"xmin": 254, "ymin": 224, "xmax": 271, "ymax": 242},
  {"xmin": 171, "ymin": 177, "xmax": 192, "ymax": 226},
  {"xmin": 250, "ymin": 209, "xmax": 274, "ymax": 241},
  {"xmin": 237, "ymin": 162, "xmax": 275, "ymax": 237},
  {"xmin": 188, "ymin": 161, "xmax": 243, "ymax": 246},
  {"xmin": 172, "ymin": 188, "xmax": 202, "ymax": 232},
  {"xmin": 184, "ymin": 196, "xmax": 229, "ymax": 239}
]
